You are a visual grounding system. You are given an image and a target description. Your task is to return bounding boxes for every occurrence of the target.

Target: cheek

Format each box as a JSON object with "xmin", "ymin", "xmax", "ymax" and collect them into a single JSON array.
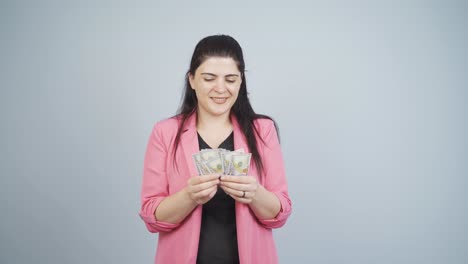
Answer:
[
  {"xmin": 196, "ymin": 82, "xmax": 215, "ymax": 93},
  {"xmin": 227, "ymin": 85, "xmax": 241, "ymax": 96}
]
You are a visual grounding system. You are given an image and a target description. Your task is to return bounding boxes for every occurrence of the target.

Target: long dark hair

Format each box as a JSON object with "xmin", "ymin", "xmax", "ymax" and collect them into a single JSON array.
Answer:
[{"xmin": 173, "ymin": 34, "xmax": 278, "ymax": 176}]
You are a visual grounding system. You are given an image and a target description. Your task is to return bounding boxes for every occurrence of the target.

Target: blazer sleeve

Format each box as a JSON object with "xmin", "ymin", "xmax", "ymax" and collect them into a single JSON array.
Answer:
[
  {"xmin": 256, "ymin": 119, "xmax": 292, "ymax": 229},
  {"xmin": 139, "ymin": 122, "xmax": 180, "ymax": 233}
]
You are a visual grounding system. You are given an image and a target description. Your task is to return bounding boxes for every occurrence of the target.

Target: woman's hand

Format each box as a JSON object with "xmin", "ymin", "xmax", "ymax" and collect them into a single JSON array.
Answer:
[
  {"xmin": 185, "ymin": 174, "xmax": 220, "ymax": 205},
  {"xmin": 219, "ymin": 175, "xmax": 259, "ymax": 204}
]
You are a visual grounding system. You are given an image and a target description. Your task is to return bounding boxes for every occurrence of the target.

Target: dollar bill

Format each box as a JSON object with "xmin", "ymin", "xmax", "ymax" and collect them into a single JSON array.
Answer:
[
  {"xmin": 193, "ymin": 148, "xmax": 250, "ymax": 176},
  {"xmin": 205, "ymin": 156, "xmax": 224, "ymax": 174},
  {"xmin": 192, "ymin": 153, "xmax": 210, "ymax": 175},
  {"xmin": 231, "ymin": 153, "xmax": 251, "ymax": 176},
  {"xmin": 199, "ymin": 149, "xmax": 219, "ymax": 161}
]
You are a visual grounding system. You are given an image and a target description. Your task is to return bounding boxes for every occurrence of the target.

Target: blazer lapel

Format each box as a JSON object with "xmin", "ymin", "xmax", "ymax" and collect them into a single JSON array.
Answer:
[
  {"xmin": 231, "ymin": 115, "xmax": 250, "ymax": 153},
  {"xmin": 232, "ymin": 115, "xmax": 259, "ymax": 181},
  {"xmin": 180, "ymin": 113, "xmax": 200, "ymax": 177}
]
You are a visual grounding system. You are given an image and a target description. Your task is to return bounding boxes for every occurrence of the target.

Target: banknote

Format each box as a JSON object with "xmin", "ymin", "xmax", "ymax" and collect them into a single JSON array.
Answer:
[
  {"xmin": 192, "ymin": 153, "xmax": 210, "ymax": 175},
  {"xmin": 220, "ymin": 148, "xmax": 245, "ymax": 175},
  {"xmin": 192, "ymin": 148, "xmax": 249, "ymax": 176},
  {"xmin": 231, "ymin": 153, "xmax": 252, "ymax": 176},
  {"xmin": 205, "ymin": 156, "xmax": 224, "ymax": 174}
]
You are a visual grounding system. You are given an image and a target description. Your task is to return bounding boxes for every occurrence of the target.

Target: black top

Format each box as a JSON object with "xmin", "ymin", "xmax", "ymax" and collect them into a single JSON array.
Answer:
[{"xmin": 196, "ymin": 132, "xmax": 239, "ymax": 264}]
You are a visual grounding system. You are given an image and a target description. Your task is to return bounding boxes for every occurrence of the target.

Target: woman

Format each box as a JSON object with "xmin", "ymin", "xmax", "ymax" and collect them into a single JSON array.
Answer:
[{"xmin": 139, "ymin": 34, "xmax": 292, "ymax": 264}]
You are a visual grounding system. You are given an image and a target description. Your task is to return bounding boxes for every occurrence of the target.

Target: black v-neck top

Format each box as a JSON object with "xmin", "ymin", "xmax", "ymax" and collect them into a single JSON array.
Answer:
[{"xmin": 196, "ymin": 132, "xmax": 239, "ymax": 264}]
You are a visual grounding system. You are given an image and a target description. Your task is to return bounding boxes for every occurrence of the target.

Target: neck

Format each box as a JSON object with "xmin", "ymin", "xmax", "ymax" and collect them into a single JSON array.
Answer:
[{"xmin": 196, "ymin": 111, "xmax": 232, "ymax": 131}]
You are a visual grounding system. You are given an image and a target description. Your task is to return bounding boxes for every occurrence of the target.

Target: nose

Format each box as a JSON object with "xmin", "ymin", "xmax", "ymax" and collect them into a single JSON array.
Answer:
[{"xmin": 213, "ymin": 79, "xmax": 228, "ymax": 93}]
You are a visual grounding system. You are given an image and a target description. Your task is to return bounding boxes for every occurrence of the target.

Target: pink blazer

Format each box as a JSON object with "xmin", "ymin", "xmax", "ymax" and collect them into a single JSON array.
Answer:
[{"xmin": 139, "ymin": 113, "xmax": 292, "ymax": 264}]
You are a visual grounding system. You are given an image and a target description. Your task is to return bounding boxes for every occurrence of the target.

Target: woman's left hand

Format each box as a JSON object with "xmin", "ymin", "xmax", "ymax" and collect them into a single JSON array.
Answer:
[{"xmin": 219, "ymin": 175, "xmax": 259, "ymax": 204}]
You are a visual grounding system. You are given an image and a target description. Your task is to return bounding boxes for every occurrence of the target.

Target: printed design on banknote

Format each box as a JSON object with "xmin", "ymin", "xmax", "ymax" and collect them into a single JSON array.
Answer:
[{"xmin": 192, "ymin": 148, "xmax": 251, "ymax": 176}]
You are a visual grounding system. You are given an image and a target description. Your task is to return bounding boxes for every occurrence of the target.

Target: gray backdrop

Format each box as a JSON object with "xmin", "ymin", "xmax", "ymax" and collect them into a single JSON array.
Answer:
[{"xmin": 1, "ymin": 1, "xmax": 467, "ymax": 263}]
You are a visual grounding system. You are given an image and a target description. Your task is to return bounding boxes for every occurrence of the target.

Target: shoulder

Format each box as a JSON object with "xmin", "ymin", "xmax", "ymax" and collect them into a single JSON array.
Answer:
[
  {"xmin": 253, "ymin": 117, "xmax": 278, "ymax": 140},
  {"xmin": 146, "ymin": 116, "xmax": 183, "ymax": 151},
  {"xmin": 153, "ymin": 116, "xmax": 180, "ymax": 131},
  {"xmin": 149, "ymin": 116, "xmax": 182, "ymax": 146},
  {"xmin": 253, "ymin": 117, "xmax": 275, "ymax": 130}
]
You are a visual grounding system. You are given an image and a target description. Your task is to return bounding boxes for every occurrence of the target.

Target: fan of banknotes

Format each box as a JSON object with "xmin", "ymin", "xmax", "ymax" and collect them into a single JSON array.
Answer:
[{"xmin": 192, "ymin": 148, "xmax": 251, "ymax": 176}]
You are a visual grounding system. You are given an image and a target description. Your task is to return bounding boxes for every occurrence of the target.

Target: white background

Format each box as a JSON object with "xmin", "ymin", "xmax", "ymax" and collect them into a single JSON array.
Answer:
[{"xmin": 1, "ymin": 1, "xmax": 467, "ymax": 263}]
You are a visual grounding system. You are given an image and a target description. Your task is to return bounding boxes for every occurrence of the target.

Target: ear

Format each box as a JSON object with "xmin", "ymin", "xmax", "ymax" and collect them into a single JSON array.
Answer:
[{"xmin": 188, "ymin": 72, "xmax": 195, "ymax": 90}]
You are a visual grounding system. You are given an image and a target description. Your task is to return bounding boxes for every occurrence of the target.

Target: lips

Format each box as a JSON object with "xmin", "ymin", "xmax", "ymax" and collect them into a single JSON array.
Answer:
[{"xmin": 211, "ymin": 97, "xmax": 228, "ymax": 104}]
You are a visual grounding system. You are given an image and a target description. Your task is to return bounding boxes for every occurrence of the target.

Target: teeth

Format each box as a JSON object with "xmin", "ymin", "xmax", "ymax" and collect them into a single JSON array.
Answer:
[{"xmin": 212, "ymin": 97, "xmax": 227, "ymax": 103}]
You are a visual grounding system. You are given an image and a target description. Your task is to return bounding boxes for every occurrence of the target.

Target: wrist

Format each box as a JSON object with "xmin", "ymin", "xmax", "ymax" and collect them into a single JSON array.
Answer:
[
  {"xmin": 181, "ymin": 187, "xmax": 198, "ymax": 207},
  {"xmin": 251, "ymin": 184, "xmax": 264, "ymax": 203}
]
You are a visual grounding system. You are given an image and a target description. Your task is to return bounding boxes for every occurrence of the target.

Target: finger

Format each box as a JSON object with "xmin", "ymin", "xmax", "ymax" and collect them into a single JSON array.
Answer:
[
  {"xmin": 200, "ymin": 188, "xmax": 217, "ymax": 202},
  {"xmin": 195, "ymin": 187, "xmax": 218, "ymax": 204},
  {"xmin": 190, "ymin": 179, "xmax": 219, "ymax": 193},
  {"xmin": 193, "ymin": 185, "xmax": 218, "ymax": 200},
  {"xmin": 220, "ymin": 181, "xmax": 256, "ymax": 192},
  {"xmin": 220, "ymin": 175, "xmax": 253, "ymax": 183},
  {"xmin": 220, "ymin": 185, "xmax": 244, "ymax": 198},
  {"xmin": 202, "ymin": 174, "xmax": 223, "ymax": 180},
  {"xmin": 188, "ymin": 175, "xmax": 220, "ymax": 187},
  {"xmin": 193, "ymin": 174, "xmax": 222, "ymax": 184},
  {"xmin": 224, "ymin": 191, "xmax": 251, "ymax": 204},
  {"xmin": 219, "ymin": 185, "xmax": 236, "ymax": 198}
]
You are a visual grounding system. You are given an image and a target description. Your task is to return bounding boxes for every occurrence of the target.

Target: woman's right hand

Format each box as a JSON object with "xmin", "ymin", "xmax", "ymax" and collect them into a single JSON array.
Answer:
[{"xmin": 185, "ymin": 174, "xmax": 220, "ymax": 204}]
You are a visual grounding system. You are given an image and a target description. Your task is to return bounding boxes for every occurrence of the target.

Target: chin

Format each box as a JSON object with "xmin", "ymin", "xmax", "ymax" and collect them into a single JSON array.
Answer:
[{"xmin": 209, "ymin": 107, "xmax": 232, "ymax": 116}]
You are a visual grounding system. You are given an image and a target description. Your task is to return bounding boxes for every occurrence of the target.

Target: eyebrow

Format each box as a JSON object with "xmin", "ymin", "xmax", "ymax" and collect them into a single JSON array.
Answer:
[{"xmin": 200, "ymin": 73, "xmax": 240, "ymax": 78}]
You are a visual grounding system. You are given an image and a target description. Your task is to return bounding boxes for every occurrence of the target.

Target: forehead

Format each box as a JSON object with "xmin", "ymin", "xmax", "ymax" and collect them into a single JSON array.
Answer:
[{"xmin": 196, "ymin": 57, "xmax": 240, "ymax": 75}]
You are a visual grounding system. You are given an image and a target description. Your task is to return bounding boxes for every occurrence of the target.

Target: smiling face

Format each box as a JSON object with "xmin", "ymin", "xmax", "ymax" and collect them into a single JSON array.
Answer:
[{"xmin": 189, "ymin": 56, "xmax": 242, "ymax": 119}]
